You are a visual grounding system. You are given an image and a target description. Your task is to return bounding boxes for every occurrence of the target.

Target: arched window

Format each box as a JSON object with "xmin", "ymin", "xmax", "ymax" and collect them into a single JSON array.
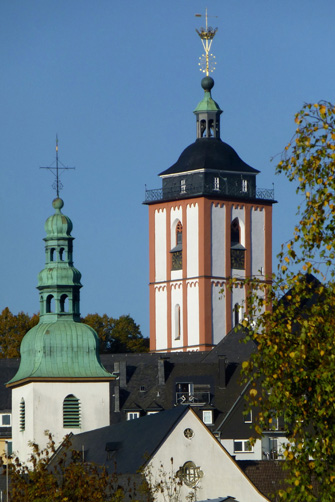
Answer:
[
  {"xmin": 174, "ymin": 304, "xmax": 181, "ymax": 340},
  {"xmin": 60, "ymin": 294, "xmax": 69, "ymax": 313},
  {"xmin": 171, "ymin": 222, "xmax": 183, "ymax": 270},
  {"xmin": 63, "ymin": 394, "xmax": 80, "ymax": 428},
  {"xmin": 46, "ymin": 295, "xmax": 54, "ymax": 313},
  {"xmin": 20, "ymin": 398, "xmax": 25, "ymax": 432},
  {"xmin": 231, "ymin": 218, "xmax": 240, "ymax": 245},
  {"xmin": 50, "ymin": 248, "xmax": 56, "ymax": 262},
  {"xmin": 59, "ymin": 247, "xmax": 65, "ymax": 261}
]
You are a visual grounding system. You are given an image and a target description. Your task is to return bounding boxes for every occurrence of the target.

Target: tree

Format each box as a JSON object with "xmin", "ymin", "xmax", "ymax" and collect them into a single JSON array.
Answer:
[
  {"xmin": 6, "ymin": 433, "xmax": 150, "ymax": 502},
  {"xmin": 82, "ymin": 313, "xmax": 149, "ymax": 353},
  {"xmin": 241, "ymin": 102, "xmax": 335, "ymax": 501},
  {"xmin": 0, "ymin": 308, "xmax": 39, "ymax": 358}
]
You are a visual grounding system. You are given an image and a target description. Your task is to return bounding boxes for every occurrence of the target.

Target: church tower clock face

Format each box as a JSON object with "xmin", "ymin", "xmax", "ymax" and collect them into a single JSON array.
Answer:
[{"xmin": 144, "ymin": 19, "xmax": 275, "ymax": 353}]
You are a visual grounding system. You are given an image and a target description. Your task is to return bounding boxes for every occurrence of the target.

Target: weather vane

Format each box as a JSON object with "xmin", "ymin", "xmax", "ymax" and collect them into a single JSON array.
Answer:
[
  {"xmin": 40, "ymin": 136, "xmax": 75, "ymax": 197},
  {"xmin": 195, "ymin": 9, "xmax": 218, "ymax": 76}
]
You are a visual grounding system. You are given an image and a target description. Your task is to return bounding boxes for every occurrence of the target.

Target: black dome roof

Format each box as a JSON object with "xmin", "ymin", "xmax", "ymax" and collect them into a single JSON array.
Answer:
[{"xmin": 159, "ymin": 138, "xmax": 259, "ymax": 176}]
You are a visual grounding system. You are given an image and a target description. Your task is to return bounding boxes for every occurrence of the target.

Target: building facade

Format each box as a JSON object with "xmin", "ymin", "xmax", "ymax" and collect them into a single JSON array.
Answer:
[{"xmin": 145, "ymin": 76, "xmax": 275, "ymax": 352}]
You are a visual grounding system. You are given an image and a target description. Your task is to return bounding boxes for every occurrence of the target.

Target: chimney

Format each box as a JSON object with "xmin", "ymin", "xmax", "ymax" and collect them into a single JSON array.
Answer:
[
  {"xmin": 218, "ymin": 355, "xmax": 227, "ymax": 389},
  {"xmin": 158, "ymin": 357, "xmax": 168, "ymax": 385},
  {"xmin": 114, "ymin": 360, "xmax": 127, "ymax": 388}
]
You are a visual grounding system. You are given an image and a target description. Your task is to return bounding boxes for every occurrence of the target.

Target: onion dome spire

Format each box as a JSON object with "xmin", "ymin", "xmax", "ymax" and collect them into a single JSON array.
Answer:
[{"xmin": 38, "ymin": 197, "xmax": 82, "ymax": 322}]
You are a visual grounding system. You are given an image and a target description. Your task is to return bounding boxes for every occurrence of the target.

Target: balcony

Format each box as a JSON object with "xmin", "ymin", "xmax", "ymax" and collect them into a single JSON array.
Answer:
[
  {"xmin": 144, "ymin": 184, "xmax": 275, "ymax": 203},
  {"xmin": 176, "ymin": 391, "xmax": 211, "ymax": 406}
]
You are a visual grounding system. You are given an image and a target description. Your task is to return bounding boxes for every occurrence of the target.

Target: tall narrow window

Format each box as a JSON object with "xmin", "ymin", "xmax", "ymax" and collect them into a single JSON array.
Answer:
[
  {"xmin": 213, "ymin": 177, "xmax": 220, "ymax": 191},
  {"xmin": 234, "ymin": 303, "xmax": 240, "ymax": 326},
  {"xmin": 171, "ymin": 222, "xmax": 183, "ymax": 271},
  {"xmin": 242, "ymin": 179, "xmax": 248, "ymax": 192},
  {"xmin": 50, "ymin": 248, "xmax": 55, "ymax": 261},
  {"xmin": 63, "ymin": 394, "xmax": 81, "ymax": 428},
  {"xmin": 60, "ymin": 294, "xmax": 69, "ymax": 313},
  {"xmin": 20, "ymin": 399, "xmax": 25, "ymax": 432},
  {"xmin": 231, "ymin": 218, "xmax": 245, "ymax": 270},
  {"xmin": 175, "ymin": 304, "xmax": 181, "ymax": 340},
  {"xmin": 59, "ymin": 248, "xmax": 65, "ymax": 261},
  {"xmin": 46, "ymin": 295, "xmax": 54, "ymax": 313},
  {"xmin": 231, "ymin": 218, "xmax": 240, "ymax": 244},
  {"xmin": 180, "ymin": 179, "xmax": 186, "ymax": 194}
]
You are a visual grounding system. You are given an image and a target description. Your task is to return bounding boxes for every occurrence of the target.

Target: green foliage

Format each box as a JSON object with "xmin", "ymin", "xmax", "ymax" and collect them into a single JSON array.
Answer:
[
  {"xmin": 0, "ymin": 308, "xmax": 39, "ymax": 358},
  {"xmin": 82, "ymin": 313, "xmax": 149, "ymax": 353},
  {"xmin": 240, "ymin": 102, "xmax": 335, "ymax": 501},
  {"xmin": 7, "ymin": 433, "xmax": 151, "ymax": 502}
]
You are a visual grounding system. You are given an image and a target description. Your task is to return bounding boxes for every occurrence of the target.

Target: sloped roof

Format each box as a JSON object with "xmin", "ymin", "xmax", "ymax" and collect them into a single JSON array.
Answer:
[{"xmin": 60, "ymin": 406, "xmax": 188, "ymax": 473}]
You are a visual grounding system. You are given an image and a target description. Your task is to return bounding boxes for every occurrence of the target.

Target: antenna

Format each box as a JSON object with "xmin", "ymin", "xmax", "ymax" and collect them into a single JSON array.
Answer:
[
  {"xmin": 40, "ymin": 136, "xmax": 75, "ymax": 197},
  {"xmin": 195, "ymin": 9, "xmax": 218, "ymax": 76}
]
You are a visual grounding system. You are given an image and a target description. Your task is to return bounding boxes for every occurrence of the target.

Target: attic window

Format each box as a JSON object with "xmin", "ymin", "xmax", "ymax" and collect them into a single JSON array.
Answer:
[
  {"xmin": 127, "ymin": 412, "xmax": 140, "ymax": 420},
  {"xmin": 20, "ymin": 399, "xmax": 25, "ymax": 432},
  {"xmin": 63, "ymin": 394, "xmax": 81, "ymax": 428}
]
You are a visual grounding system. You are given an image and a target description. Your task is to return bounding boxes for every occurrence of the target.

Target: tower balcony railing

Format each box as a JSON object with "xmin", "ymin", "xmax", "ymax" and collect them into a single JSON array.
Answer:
[{"xmin": 144, "ymin": 184, "xmax": 275, "ymax": 202}]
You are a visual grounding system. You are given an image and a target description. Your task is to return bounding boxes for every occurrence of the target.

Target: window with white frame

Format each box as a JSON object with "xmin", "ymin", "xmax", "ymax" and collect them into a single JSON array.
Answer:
[
  {"xmin": 147, "ymin": 411, "xmax": 159, "ymax": 415},
  {"xmin": 234, "ymin": 439, "xmax": 253, "ymax": 453},
  {"xmin": 180, "ymin": 179, "xmax": 186, "ymax": 194},
  {"xmin": 242, "ymin": 179, "xmax": 248, "ymax": 192},
  {"xmin": 244, "ymin": 410, "xmax": 252, "ymax": 423},
  {"xmin": 0, "ymin": 414, "xmax": 11, "ymax": 426},
  {"xmin": 213, "ymin": 177, "xmax": 220, "ymax": 190},
  {"xmin": 127, "ymin": 412, "xmax": 140, "ymax": 420},
  {"xmin": 202, "ymin": 410, "xmax": 213, "ymax": 425}
]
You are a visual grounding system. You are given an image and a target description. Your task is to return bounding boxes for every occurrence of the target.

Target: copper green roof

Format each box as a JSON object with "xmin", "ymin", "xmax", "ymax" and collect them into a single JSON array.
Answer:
[
  {"xmin": 8, "ymin": 321, "xmax": 113, "ymax": 384},
  {"xmin": 8, "ymin": 197, "xmax": 115, "ymax": 386}
]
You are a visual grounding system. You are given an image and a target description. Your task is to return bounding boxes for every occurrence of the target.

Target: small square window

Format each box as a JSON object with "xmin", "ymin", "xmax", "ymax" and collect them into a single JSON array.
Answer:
[
  {"xmin": 234, "ymin": 439, "xmax": 253, "ymax": 453},
  {"xmin": 202, "ymin": 410, "xmax": 213, "ymax": 425},
  {"xmin": 244, "ymin": 410, "xmax": 252, "ymax": 423},
  {"xmin": 1, "ymin": 414, "xmax": 10, "ymax": 426},
  {"xmin": 127, "ymin": 412, "xmax": 140, "ymax": 421}
]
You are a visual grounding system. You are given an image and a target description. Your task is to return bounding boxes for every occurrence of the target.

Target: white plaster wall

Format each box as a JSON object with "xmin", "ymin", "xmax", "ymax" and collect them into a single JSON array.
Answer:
[
  {"xmin": 187, "ymin": 282, "xmax": 199, "ymax": 347},
  {"xmin": 232, "ymin": 286, "xmax": 246, "ymax": 325},
  {"xmin": 231, "ymin": 206, "xmax": 245, "ymax": 247},
  {"xmin": 171, "ymin": 283, "xmax": 183, "ymax": 349},
  {"xmin": 211, "ymin": 204, "xmax": 225, "ymax": 277},
  {"xmin": 155, "ymin": 287, "xmax": 168, "ymax": 351},
  {"xmin": 186, "ymin": 203, "xmax": 199, "ymax": 278},
  {"xmin": 148, "ymin": 411, "xmax": 268, "ymax": 502},
  {"xmin": 12, "ymin": 381, "xmax": 110, "ymax": 463},
  {"xmin": 221, "ymin": 438, "xmax": 263, "ymax": 461},
  {"xmin": 211, "ymin": 282, "xmax": 226, "ymax": 344},
  {"xmin": 251, "ymin": 208, "xmax": 265, "ymax": 277},
  {"xmin": 155, "ymin": 209, "xmax": 166, "ymax": 282}
]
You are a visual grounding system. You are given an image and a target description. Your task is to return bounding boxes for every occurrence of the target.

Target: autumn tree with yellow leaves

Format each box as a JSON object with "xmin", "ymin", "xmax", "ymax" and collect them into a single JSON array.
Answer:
[{"xmin": 241, "ymin": 102, "xmax": 335, "ymax": 501}]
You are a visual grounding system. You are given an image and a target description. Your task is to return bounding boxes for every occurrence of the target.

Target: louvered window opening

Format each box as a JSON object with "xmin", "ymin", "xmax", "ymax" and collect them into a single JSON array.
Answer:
[
  {"xmin": 63, "ymin": 395, "xmax": 81, "ymax": 428},
  {"xmin": 20, "ymin": 399, "xmax": 25, "ymax": 431}
]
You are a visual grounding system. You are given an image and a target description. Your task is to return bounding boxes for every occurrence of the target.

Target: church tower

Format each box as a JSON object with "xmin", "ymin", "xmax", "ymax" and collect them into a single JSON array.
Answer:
[
  {"xmin": 144, "ymin": 19, "xmax": 275, "ymax": 352},
  {"xmin": 7, "ymin": 195, "xmax": 115, "ymax": 462}
]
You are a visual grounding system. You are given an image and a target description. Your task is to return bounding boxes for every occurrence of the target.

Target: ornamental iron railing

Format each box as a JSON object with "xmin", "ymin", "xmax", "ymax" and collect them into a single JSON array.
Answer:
[
  {"xmin": 144, "ymin": 184, "xmax": 274, "ymax": 202},
  {"xmin": 176, "ymin": 391, "xmax": 211, "ymax": 405}
]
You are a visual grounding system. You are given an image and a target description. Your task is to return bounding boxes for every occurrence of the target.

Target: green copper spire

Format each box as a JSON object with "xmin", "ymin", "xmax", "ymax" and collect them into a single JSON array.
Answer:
[
  {"xmin": 38, "ymin": 197, "xmax": 82, "ymax": 322},
  {"xmin": 194, "ymin": 77, "xmax": 222, "ymax": 139},
  {"xmin": 8, "ymin": 198, "xmax": 114, "ymax": 385}
]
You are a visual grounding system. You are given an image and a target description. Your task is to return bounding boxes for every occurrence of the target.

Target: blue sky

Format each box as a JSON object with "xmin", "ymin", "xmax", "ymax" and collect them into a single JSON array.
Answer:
[{"xmin": 1, "ymin": 1, "xmax": 335, "ymax": 338}]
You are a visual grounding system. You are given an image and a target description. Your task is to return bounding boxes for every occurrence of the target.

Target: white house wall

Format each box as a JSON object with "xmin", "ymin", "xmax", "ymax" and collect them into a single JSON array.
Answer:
[
  {"xmin": 12, "ymin": 381, "xmax": 110, "ymax": 463},
  {"xmin": 211, "ymin": 203, "xmax": 225, "ymax": 278},
  {"xmin": 148, "ymin": 410, "xmax": 269, "ymax": 502},
  {"xmin": 155, "ymin": 286, "xmax": 167, "ymax": 350},
  {"xmin": 186, "ymin": 203, "xmax": 199, "ymax": 278},
  {"xmin": 171, "ymin": 283, "xmax": 183, "ymax": 349},
  {"xmin": 211, "ymin": 282, "xmax": 226, "ymax": 345},
  {"xmin": 154, "ymin": 209, "xmax": 166, "ymax": 282},
  {"xmin": 187, "ymin": 281, "xmax": 200, "ymax": 347},
  {"xmin": 251, "ymin": 207, "xmax": 265, "ymax": 276}
]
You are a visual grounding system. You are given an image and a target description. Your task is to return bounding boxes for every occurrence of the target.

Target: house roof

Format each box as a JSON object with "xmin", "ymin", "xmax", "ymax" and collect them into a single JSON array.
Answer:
[{"xmin": 59, "ymin": 406, "xmax": 188, "ymax": 474}]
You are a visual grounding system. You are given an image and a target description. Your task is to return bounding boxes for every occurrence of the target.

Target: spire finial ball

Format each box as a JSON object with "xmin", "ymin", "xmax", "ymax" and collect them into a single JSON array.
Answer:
[
  {"xmin": 52, "ymin": 197, "xmax": 64, "ymax": 210},
  {"xmin": 201, "ymin": 76, "xmax": 214, "ymax": 91}
]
